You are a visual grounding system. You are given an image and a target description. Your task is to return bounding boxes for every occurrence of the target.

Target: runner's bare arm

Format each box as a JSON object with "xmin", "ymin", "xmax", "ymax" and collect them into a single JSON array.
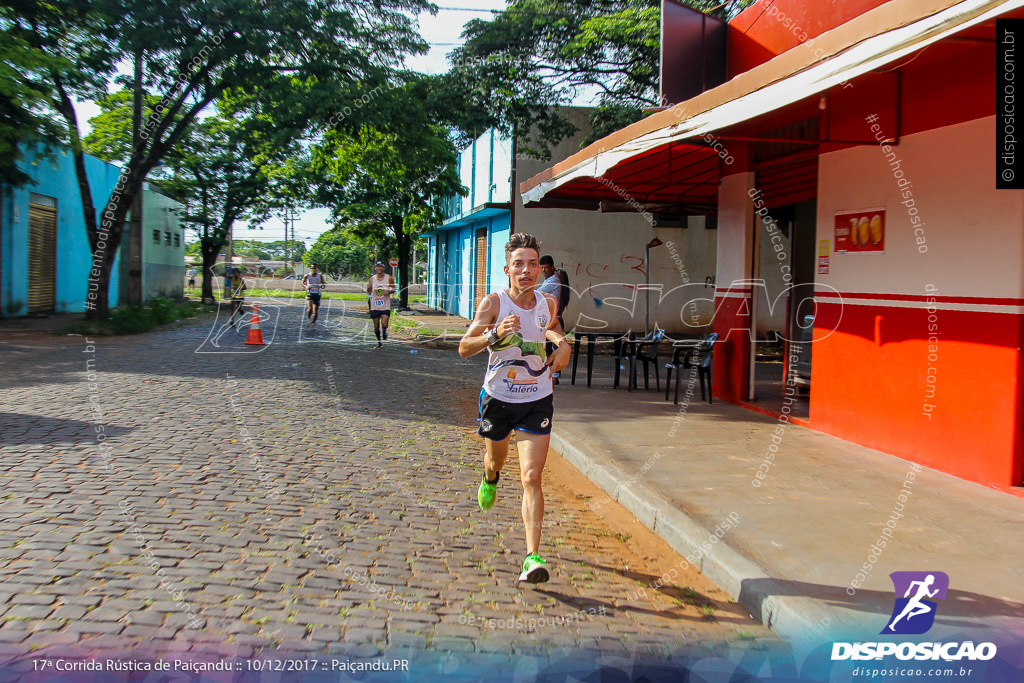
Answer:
[{"xmin": 459, "ymin": 293, "xmax": 507, "ymax": 358}]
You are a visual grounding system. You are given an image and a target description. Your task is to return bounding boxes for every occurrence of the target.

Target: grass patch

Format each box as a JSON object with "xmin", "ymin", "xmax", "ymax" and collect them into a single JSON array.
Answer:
[
  {"xmin": 186, "ymin": 286, "xmax": 425, "ymax": 304},
  {"xmin": 59, "ymin": 298, "xmax": 207, "ymax": 336}
]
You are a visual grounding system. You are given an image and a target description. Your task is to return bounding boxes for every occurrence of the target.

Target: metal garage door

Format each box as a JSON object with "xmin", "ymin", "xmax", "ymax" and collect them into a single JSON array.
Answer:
[
  {"xmin": 474, "ymin": 228, "xmax": 487, "ymax": 313},
  {"xmin": 28, "ymin": 193, "xmax": 57, "ymax": 313}
]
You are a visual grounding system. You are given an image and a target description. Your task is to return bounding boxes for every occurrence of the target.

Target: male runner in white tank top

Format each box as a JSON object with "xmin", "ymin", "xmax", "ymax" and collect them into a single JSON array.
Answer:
[
  {"xmin": 302, "ymin": 264, "xmax": 326, "ymax": 326},
  {"xmin": 458, "ymin": 233, "xmax": 571, "ymax": 583},
  {"xmin": 366, "ymin": 261, "xmax": 395, "ymax": 348}
]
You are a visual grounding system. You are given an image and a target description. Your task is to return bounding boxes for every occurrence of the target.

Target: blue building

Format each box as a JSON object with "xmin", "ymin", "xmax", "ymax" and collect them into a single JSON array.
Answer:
[
  {"xmin": 427, "ymin": 129, "xmax": 512, "ymax": 319},
  {"xmin": 1, "ymin": 146, "xmax": 184, "ymax": 317}
]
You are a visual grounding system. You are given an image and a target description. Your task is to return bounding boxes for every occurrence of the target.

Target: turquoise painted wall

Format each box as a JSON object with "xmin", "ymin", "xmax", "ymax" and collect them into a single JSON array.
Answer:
[
  {"xmin": 2, "ymin": 147, "xmax": 123, "ymax": 317},
  {"xmin": 488, "ymin": 219, "xmax": 511, "ymax": 295},
  {"xmin": 1, "ymin": 147, "xmax": 185, "ymax": 317}
]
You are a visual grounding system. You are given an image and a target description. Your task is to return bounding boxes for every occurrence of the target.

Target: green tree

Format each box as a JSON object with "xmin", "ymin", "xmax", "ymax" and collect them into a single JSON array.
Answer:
[
  {"xmin": 163, "ymin": 115, "xmax": 303, "ymax": 304},
  {"xmin": 244, "ymin": 239, "xmax": 306, "ymax": 261},
  {"xmin": 0, "ymin": 2, "xmax": 75, "ymax": 187},
  {"xmin": 450, "ymin": 0, "xmax": 756, "ymax": 146},
  {"xmin": 228, "ymin": 240, "xmax": 272, "ymax": 260},
  {"xmin": 12, "ymin": 0, "xmax": 433, "ymax": 318},
  {"xmin": 315, "ymin": 83, "xmax": 463, "ymax": 308},
  {"xmin": 305, "ymin": 230, "xmax": 373, "ymax": 280},
  {"xmin": 83, "ymin": 88, "xmax": 309, "ymax": 303}
]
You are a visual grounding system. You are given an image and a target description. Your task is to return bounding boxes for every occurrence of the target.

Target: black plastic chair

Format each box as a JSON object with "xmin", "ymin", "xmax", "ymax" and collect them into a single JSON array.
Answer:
[
  {"xmin": 665, "ymin": 332, "xmax": 719, "ymax": 404},
  {"xmin": 628, "ymin": 328, "xmax": 666, "ymax": 392}
]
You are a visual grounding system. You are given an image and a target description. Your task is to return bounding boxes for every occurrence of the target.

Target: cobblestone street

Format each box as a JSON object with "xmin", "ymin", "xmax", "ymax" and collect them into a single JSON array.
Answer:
[{"xmin": 0, "ymin": 299, "xmax": 777, "ymax": 679}]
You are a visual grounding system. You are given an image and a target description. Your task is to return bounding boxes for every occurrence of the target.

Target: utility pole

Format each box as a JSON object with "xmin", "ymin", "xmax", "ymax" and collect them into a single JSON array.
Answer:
[{"xmin": 282, "ymin": 209, "xmax": 299, "ymax": 274}]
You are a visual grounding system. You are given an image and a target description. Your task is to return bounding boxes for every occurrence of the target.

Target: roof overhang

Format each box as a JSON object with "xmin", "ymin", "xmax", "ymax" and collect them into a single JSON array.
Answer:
[
  {"xmin": 436, "ymin": 202, "xmax": 511, "ymax": 231},
  {"xmin": 521, "ymin": 0, "xmax": 1024, "ymax": 212}
]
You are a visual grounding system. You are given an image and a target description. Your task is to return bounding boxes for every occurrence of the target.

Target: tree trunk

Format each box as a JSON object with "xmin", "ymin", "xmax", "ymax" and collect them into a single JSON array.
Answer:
[
  {"xmin": 85, "ymin": 194, "xmax": 134, "ymax": 320},
  {"xmin": 200, "ymin": 241, "xmax": 221, "ymax": 304}
]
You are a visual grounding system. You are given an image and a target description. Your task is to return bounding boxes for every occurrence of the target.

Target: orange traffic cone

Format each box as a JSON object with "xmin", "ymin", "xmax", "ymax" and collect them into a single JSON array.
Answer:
[{"xmin": 244, "ymin": 304, "xmax": 266, "ymax": 345}]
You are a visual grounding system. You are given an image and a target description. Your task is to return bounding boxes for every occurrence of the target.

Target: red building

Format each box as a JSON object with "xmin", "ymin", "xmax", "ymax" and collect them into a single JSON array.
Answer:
[{"xmin": 521, "ymin": 0, "xmax": 1024, "ymax": 488}]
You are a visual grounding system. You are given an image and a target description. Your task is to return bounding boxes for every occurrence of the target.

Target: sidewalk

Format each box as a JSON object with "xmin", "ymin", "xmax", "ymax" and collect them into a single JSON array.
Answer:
[
  {"xmin": 547, "ymin": 365, "xmax": 1024, "ymax": 646},
  {"xmin": 394, "ymin": 308, "xmax": 1024, "ymax": 644}
]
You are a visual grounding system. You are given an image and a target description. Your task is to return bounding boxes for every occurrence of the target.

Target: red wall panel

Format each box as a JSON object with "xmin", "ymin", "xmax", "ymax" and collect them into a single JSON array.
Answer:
[
  {"xmin": 810, "ymin": 298, "xmax": 1023, "ymax": 487},
  {"xmin": 728, "ymin": 0, "xmax": 894, "ymax": 77}
]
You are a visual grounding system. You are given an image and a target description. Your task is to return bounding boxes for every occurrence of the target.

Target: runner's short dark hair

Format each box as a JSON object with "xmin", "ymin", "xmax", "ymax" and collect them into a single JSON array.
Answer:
[
  {"xmin": 505, "ymin": 233, "xmax": 541, "ymax": 261},
  {"xmin": 539, "ymin": 255, "xmax": 554, "ymax": 267}
]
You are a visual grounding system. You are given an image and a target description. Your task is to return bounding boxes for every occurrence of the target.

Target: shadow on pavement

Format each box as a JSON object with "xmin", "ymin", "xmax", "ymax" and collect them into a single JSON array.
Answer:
[{"xmin": 0, "ymin": 413, "xmax": 133, "ymax": 445}]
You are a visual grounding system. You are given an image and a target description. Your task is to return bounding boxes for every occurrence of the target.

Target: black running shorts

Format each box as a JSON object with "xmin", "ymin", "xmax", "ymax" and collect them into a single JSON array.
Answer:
[{"xmin": 477, "ymin": 390, "xmax": 553, "ymax": 441}]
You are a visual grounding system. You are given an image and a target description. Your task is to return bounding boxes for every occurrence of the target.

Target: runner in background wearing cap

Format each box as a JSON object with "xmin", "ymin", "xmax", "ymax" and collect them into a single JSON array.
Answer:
[{"xmin": 367, "ymin": 261, "xmax": 395, "ymax": 349}]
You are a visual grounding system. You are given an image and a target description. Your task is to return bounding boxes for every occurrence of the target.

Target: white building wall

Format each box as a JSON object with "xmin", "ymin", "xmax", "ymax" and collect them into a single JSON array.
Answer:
[
  {"xmin": 492, "ymin": 136, "xmax": 513, "ymax": 204},
  {"xmin": 515, "ymin": 108, "xmax": 717, "ymax": 334},
  {"xmin": 817, "ymin": 116, "xmax": 1024, "ymax": 300}
]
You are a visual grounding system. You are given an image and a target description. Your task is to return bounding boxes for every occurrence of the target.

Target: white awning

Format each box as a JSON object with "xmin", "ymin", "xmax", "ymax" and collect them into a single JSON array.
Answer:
[{"xmin": 522, "ymin": 0, "xmax": 1023, "ymax": 205}]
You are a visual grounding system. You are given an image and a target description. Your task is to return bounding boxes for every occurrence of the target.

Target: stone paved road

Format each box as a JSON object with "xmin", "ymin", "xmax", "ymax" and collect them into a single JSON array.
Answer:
[{"xmin": 0, "ymin": 298, "xmax": 779, "ymax": 680}]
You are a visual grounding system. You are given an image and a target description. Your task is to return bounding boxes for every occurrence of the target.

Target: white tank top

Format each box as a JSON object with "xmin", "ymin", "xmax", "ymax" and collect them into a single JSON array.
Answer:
[
  {"xmin": 369, "ymin": 274, "xmax": 391, "ymax": 311},
  {"xmin": 306, "ymin": 273, "xmax": 324, "ymax": 293},
  {"xmin": 482, "ymin": 290, "xmax": 553, "ymax": 403}
]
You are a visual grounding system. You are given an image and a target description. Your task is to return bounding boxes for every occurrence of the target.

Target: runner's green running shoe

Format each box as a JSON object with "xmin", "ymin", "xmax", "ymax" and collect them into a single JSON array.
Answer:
[
  {"xmin": 518, "ymin": 553, "xmax": 549, "ymax": 584},
  {"xmin": 478, "ymin": 477, "xmax": 497, "ymax": 511}
]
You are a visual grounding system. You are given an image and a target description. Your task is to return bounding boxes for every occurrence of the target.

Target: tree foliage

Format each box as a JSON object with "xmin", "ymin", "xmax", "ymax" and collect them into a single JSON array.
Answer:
[
  {"xmin": 0, "ymin": 1, "xmax": 75, "ymax": 187},
  {"xmin": 8, "ymin": 0, "xmax": 434, "ymax": 317},
  {"xmin": 305, "ymin": 230, "xmax": 373, "ymax": 280},
  {"xmin": 450, "ymin": 0, "xmax": 757, "ymax": 147},
  {"xmin": 313, "ymin": 76, "xmax": 464, "ymax": 307},
  {"xmin": 163, "ymin": 115, "xmax": 306, "ymax": 303},
  {"xmin": 229, "ymin": 239, "xmax": 307, "ymax": 261}
]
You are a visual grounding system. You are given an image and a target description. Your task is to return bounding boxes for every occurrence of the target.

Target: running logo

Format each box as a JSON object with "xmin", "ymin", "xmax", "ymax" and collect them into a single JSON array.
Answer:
[{"xmin": 881, "ymin": 571, "xmax": 948, "ymax": 635}]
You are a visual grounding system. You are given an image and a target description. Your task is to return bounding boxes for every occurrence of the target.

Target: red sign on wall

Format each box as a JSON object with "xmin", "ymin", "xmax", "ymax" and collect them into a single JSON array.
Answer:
[{"xmin": 834, "ymin": 210, "xmax": 885, "ymax": 253}]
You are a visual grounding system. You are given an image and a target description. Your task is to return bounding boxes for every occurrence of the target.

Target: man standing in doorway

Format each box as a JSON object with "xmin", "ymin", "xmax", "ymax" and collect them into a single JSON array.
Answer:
[
  {"xmin": 459, "ymin": 233, "xmax": 571, "ymax": 583},
  {"xmin": 537, "ymin": 255, "xmax": 568, "ymax": 385},
  {"xmin": 302, "ymin": 263, "xmax": 326, "ymax": 326},
  {"xmin": 367, "ymin": 261, "xmax": 395, "ymax": 348}
]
